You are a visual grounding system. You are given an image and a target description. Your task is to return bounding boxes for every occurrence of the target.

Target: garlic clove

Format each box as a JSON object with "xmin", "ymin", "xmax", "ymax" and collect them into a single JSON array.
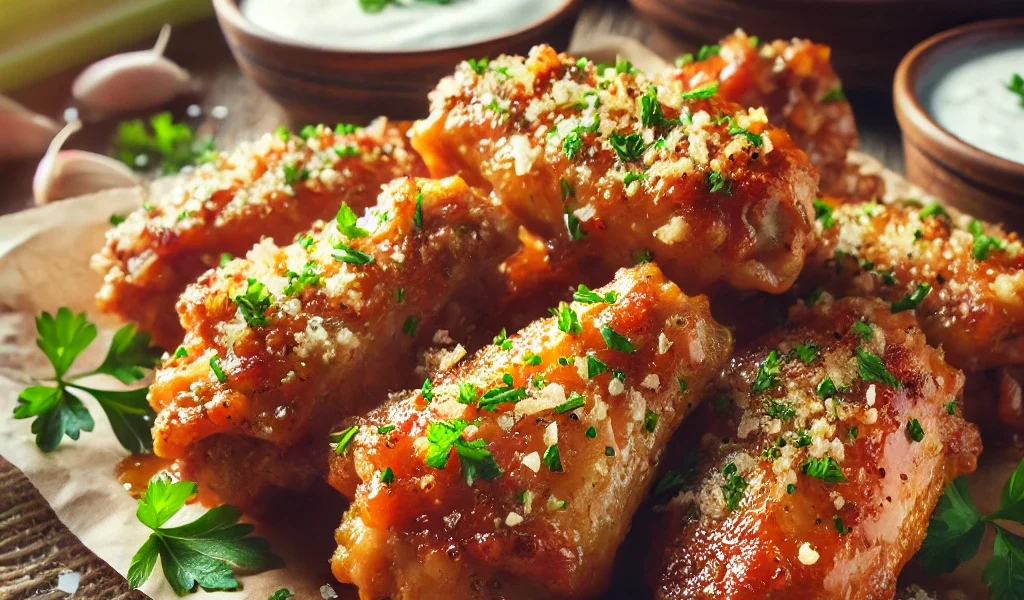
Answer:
[
  {"xmin": 34, "ymin": 120, "xmax": 139, "ymax": 205},
  {"xmin": 71, "ymin": 25, "xmax": 192, "ymax": 116},
  {"xmin": 0, "ymin": 95, "xmax": 61, "ymax": 162}
]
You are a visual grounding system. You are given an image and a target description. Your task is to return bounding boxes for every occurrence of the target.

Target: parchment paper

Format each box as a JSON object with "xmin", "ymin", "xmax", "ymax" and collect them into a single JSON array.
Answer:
[{"xmin": 0, "ymin": 37, "xmax": 1017, "ymax": 600}]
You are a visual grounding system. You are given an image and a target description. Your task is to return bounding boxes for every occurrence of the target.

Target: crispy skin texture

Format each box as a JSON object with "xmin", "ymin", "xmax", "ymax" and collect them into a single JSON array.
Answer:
[
  {"xmin": 799, "ymin": 198, "xmax": 1024, "ymax": 371},
  {"xmin": 148, "ymin": 176, "xmax": 517, "ymax": 507},
  {"xmin": 412, "ymin": 45, "xmax": 818, "ymax": 294},
  {"xmin": 330, "ymin": 264, "xmax": 733, "ymax": 600},
  {"xmin": 91, "ymin": 119, "xmax": 426, "ymax": 348},
  {"xmin": 649, "ymin": 297, "xmax": 981, "ymax": 600},
  {"xmin": 665, "ymin": 31, "xmax": 862, "ymax": 197}
]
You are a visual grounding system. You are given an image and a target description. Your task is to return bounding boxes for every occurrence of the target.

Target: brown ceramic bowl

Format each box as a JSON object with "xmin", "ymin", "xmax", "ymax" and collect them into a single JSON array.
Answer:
[
  {"xmin": 212, "ymin": 0, "xmax": 582, "ymax": 124},
  {"xmin": 894, "ymin": 18, "xmax": 1024, "ymax": 226},
  {"xmin": 629, "ymin": 0, "xmax": 1024, "ymax": 91}
]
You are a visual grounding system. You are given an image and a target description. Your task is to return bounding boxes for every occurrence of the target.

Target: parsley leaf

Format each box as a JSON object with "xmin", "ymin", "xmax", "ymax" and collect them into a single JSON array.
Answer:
[
  {"xmin": 813, "ymin": 199, "xmax": 837, "ymax": 228},
  {"xmin": 424, "ymin": 419, "xmax": 502, "ymax": 484},
  {"xmin": 802, "ymin": 456, "xmax": 847, "ymax": 483},
  {"xmin": 907, "ymin": 417, "xmax": 925, "ymax": 442},
  {"xmin": 752, "ymin": 349, "xmax": 782, "ymax": 393},
  {"xmin": 233, "ymin": 278, "xmax": 273, "ymax": 327},
  {"xmin": 127, "ymin": 476, "xmax": 281, "ymax": 595},
  {"xmin": 851, "ymin": 320, "xmax": 873, "ymax": 341},
  {"xmin": 681, "ymin": 82, "xmax": 719, "ymax": 100},
  {"xmin": 333, "ymin": 243, "xmax": 374, "ymax": 265},
  {"xmin": 608, "ymin": 132, "xmax": 646, "ymax": 162},
  {"xmin": 555, "ymin": 392, "xmax": 586, "ymax": 414},
  {"xmin": 573, "ymin": 284, "xmax": 618, "ymax": 304},
  {"xmin": 330, "ymin": 425, "xmax": 359, "ymax": 455},
  {"xmin": 1008, "ymin": 73, "xmax": 1024, "ymax": 108},
  {"xmin": 34, "ymin": 308, "xmax": 96, "ymax": 378},
  {"xmin": 564, "ymin": 207, "xmax": 586, "ymax": 241},
  {"xmin": 821, "ymin": 86, "xmax": 846, "ymax": 103},
  {"xmin": 335, "ymin": 202, "xmax": 369, "ymax": 238},
  {"xmin": 413, "ymin": 192, "xmax": 424, "ymax": 229},
  {"xmin": 918, "ymin": 476, "xmax": 986, "ymax": 573},
  {"xmin": 638, "ymin": 86, "xmax": 677, "ymax": 128},
  {"xmin": 493, "ymin": 328, "xmax": 513, "ymax": 350},
  {"xmin": 697, "ymin": 44, "xmax": 720, "ymax": 61},
  {"xmin": 855, "ymin": 348, "xmax": 901, "ymax": 388},
  {"xmin": 478, "ymin": 376, "xmax": 527, "ymax": 411},
  {"xmin": 600, "ymin": 325, "xmax": 636, "ymax": 353},
  {"xmin": 543, "ymin": 444, "xmax": 563, "ymax": 472},
  {"xmin": 707, "ymin": 170, "xmax": 732, "ymax": 195},
  {"xmin": 790, "ymin": 342, "xmax": 819, "ymax": 365},
  {"xmin": 114, "ymin": 112, "xmax": 215, "ymax": 175},
  {"xmin": 14, "ymin": 386, "xmax": 94, "ymax": 452},
  {"xmin": 550, "ymin": 302, "xmax": 583, "ymax": 335},
  {"xmin": 891, "ymin": 282, "xmax": 932, "ymax": 313},
  {"xmin": 722, "ymin": 462, "xmax": 747, "ymax": 510},
  {"xmin": 969, "ymin": 219, "xmax": 1006, "ymax": 261},
  {"xmin": 586, "ymin": 355, "xmax": 609, "ymax": 379},
  {"xmin": 269, "ymin": 590, "xmax": 295, "ymax": 600}
]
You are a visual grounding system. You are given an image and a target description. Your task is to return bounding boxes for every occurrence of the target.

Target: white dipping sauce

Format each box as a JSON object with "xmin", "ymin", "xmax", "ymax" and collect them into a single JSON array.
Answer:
[
  {"xmin": 240, "ymin": 0, "xmax": 566, "ymax": 52},
  {"xmin": 921, "ymin": 40, "xmax": 1024, "ymax": 165}
]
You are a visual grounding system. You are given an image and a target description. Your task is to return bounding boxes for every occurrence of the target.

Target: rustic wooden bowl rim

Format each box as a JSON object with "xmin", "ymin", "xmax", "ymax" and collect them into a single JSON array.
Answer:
[
  {"xmin": 894, "ymin": 18, "xmax": 1024, "ymax": 189},
  {"xmin": 213, "ymin": 0, "xmax": 582, "ymax": 58}
]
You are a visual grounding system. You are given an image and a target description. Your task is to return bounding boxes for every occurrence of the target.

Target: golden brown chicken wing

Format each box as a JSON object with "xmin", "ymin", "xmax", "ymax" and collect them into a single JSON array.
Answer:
[
  {"xmin": 664, "ymin": 30, "xmax": 868, "ymax": 198},
  {"xmin": 799, "ymin": 197, "xmax": 1024, "ymax": 371},
  {"xmin": 329, "ymin": 263, "xmax": 733, "ymax": 600},
  {"xmin": 412, "ymin": 45, "xmax": 818, "ymax": 295},
  {"xmin": 92, "ymin": 119, "xmax": 426, "ymax": 348},
  {"xmin": 648, "ymin": 296, "xmax": 981, "ymax": 600},
  {"xmin": 148, "ymin": 176, "xmax": 517, "ymax": 507}
]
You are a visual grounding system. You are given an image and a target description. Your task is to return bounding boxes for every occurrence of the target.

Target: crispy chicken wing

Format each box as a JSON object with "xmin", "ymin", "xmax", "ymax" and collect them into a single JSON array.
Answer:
[
  {"xmin": 664, "ymin": 30, "xmax": 866, "ymax": 198},
  {"xmin": 329, "ymin": 263, "xmax": 733, "ymax": 600},
  {"xmin": 148, "ymin": 176, "xmax": 517, "ymax": 506},
  {"xmin": 648, "ymin": 297, "xmax": 981, "ymax": 600},
  {"xmin": 412, "ymin": 45, "xmax": 818, "ymax": 294},
  {"xmin": 799, "ymin": 198, "xmax": 1024, "ymax": 371},
  {"xmin": 92, "ymin": 120, "xmax": 426, "ymax": 347}
]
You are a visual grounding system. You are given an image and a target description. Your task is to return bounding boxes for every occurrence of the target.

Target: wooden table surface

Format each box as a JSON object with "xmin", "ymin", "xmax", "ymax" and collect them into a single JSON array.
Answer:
[{"xmin": 0, "ymin": 1, "xmax": 903, "ymax": 598}]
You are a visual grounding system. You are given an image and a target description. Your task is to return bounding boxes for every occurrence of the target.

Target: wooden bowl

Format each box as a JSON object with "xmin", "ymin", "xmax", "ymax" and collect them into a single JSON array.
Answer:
[
  {"xmin": 629, "ymin": 0, "xmax": 1024, "ymax": 91},
  {"xmin": 894, "ymin": 19, "xmax": 1024, "ymax": 226},
  {"xmin": 212, "ymin": 0, "xmax": 582, "ymax": 124}
]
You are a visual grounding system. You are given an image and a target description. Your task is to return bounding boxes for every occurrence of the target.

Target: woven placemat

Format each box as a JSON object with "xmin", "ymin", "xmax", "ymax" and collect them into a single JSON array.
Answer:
[{"xmin": 0, "ymin": 457, "xmax": 144, "ymax": 600}]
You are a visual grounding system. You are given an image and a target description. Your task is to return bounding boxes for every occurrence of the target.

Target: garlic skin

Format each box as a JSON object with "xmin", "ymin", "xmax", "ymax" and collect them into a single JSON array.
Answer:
[
  {"xmin": 71, "ymin": 25, "xmax": 192, "ymax": 116},
  {"xmin": 34, "ymin": 120, "xmax": 139, "ymax": 205},
  {"xmin": 0, "ymin": 95, "xmax": 60, "ymax": 162}
]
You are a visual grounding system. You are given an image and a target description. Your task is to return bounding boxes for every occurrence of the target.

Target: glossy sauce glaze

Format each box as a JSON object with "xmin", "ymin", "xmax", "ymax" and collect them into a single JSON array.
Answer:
[
  {"xmin": 239, "ymin": 0, "xmax": 566, "ymax": 52},
  {"xmin": 921, "ymin": 40, "xmax": 1024, "ymax": 164}
]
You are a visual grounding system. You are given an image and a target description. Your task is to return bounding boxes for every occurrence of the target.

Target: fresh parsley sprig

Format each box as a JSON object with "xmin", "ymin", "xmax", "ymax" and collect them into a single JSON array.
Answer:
[
  {"xmin": 13, "ymin": 308, "xmax": 161, "ymax": 453},
  {"xmin": 917, "ymin": 456, "xmax": 1024, "ymax": 599},
  {"xmin": 127, "ymin": 476, "xmax": 282, "ymax": 595},
  {"xmin": 114, "ymin": 112, "xmax": 215, "ymax": 175}
]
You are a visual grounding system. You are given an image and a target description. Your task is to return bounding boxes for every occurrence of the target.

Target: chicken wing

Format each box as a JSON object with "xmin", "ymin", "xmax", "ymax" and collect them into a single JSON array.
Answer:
[
  {"xmin": 648, "ymin": 296, "xmax": 981, "ymax": 600},
  {"xmin": 148, "ymin": 176, "xmax": 517, "ymax": 507},
  {"xmin": 664, "ymin": 30, "xmax": 872, "ymax": 199},
  {"xmin": 329, "ymin": 263, "xmax": 733, "ymax": 600},
  {"xmin": 799, "ymin": 197, "xmax": 1024, "ymax": 371},
  {"xmin": 92, "ymin": 119, "xmax": 426, "ymax": 348},
  {"xmin": 412, "ymin": 45, "xmax": 818, "ymax": 294}
]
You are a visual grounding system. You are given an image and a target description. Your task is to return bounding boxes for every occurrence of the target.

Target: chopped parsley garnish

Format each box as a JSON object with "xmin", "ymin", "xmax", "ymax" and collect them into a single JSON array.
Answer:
[
  {"xmin": 299, "ymin": 124, "xmax": 317, "ymax": 139},
  {"xmin": 848, "ymin": 426, "xmax": 859, "ymax": 440},
  {"xmin": 969, "ymin": 219, "xmax": 1006, "ymax": 261},
  {"xmin": 126, "ymin": 476, "xmax": 280, "ymax": 594},
  {"xmin": 560, "ymin": 178, "xmax": 575, "ymax": 200},
  {"xmin": 335, "ymin": 123, "xmax": 359, "ymax": 135},
  {"xmin": 551, "ymin": 302, "xmax": 583, "ymax": 335},
  {"xmin": 892, "ymin": 282, "xmax": 932, "ymax": 313},
  {"xmin": 457, "ymin": 382, "xmax": 478, "ymax": 404},
  {"xmin": 543, "ymin": 444, "xmax": 564, "ymax": 472},
  {"xmin": 599, "ymin": 325, "xmax": 636, "ymax": 353},
  {"xmin": 219, "ymin": 252, "xmax": 234, "ymax": 267},
  {"xmin": 333, "ymin": 145, "xmax": 360, "ymax": 158},
  {"xmin": 707, "ymin": 170, "xmax": 732, "ymax": 195},
  {"xmin": 718, "ymin": 115, "xmax": 762, "ymax": 147},
  {"xmin": 855, "ymin": 348, "xmax": 900, "ymax": 388},
  {"xmin": 466, "ymin": 57, "xmax": 489, "ymax": 74},
  {"xmin": 13, "ymin": 309, "xmax": 160, "ymax": 453},
  {"xmin": 834, "ymin": 516, "xmax": 850, "ymax": 535},
  {"xmin": 109, "ymin": 213, "xmax": 127, "ymax": 226},
  {"xmin": 608, "ymin": 132, "xmax": 646, "ymax": 163},
  {"xmin": 806, "ymin": 288, "xmax": 824, "ymax": 307},
  {"xmin": 764, "ymin": 399, "xmax": 796, "ymax": 421},
  {"xmin": 377, "ymin": 424, "xmax": 395, "ymax": 435},
  {"xmin": 634, "ymin": 249, "xmax": 653, "ymax": 264},
  {"xmin": 209, "ymin": 355, "xmax": 227, "ymax": 383},
  {"xmin": 813, "ymin": 199, "xmax": 837, "ymax": 228},
  {"xmin": 907, "ymin": 417, "xmax": 925, "ymax": 442},
  {"xmin": 424, "ymin": 419, "xmax": 501, "ymax": 485},
  {"xmin": 722, "ymin": 462, "xmax": 748, "ymax": 510},
  {"xmin": 493, "ymin": 328, "xmax": 513, "ymax": 350},
  {"xmin": 401, "ymin": 316, "xmax": 418, "ymax": 337},
  {"xmin": 752, "ymin": 349, "xmax": 782, "ymax": 393},
  {"xmin": 585, "ymin": 426, "xmax": 597, "ymax": 438},
  {"xmin": 802, "ymin": 457, "xmax": 846, "ymax": 483},
  {"xmin": 791, "ymin": 342, "xmax": 819, "ymax": 364},
  {"xmin": 330, "ymin": 426, "xmax": 358, "ymax": 455},
  {"xmin": 380, "ymin": 467, "xmax": 394, "ymax": 485},
  {"xmin": 623, "ymin": 171, "xmax": 646, "ymax": 186},
  {"xmin": 282, "ymin": 163, "xmax": 308, "ymax": 187},
  {"xmin": 275, "ymin": 126, "xmax": 290, "ymax": 141},
  {"xmin": 114, "ymin": 112, "xmax": 215, "ymax": 175},
  {"xmin": 413, "ymin": 192, "xmax": 424, "ymax": 228},
  {"xmin": 643, "ymin": 410, "xmax": 659, "ymax": 432},
  {"xmin": 586, "ymin": 355, "xmax": 609, "ymax": 378},
  {"xmin": 283, "ymin": 261, "xmax": 321, "ymax": 296},
  {"xmin": 232, "ymin": 278, "xmax": 273, "ymax": 326},
  {"xmin": 395, "ymin": 287, "xmax": 405, "ymax": 303},
  {"xmin": 336, "ymin": 202, "xmax": 369, "ymax": 238},
  {"xmin": 421, "ymin": 378, "xmax": 434, "ymax": 401},
  {"xmin": 523, "ymin": 352, "xmax": 542, "ymax": 366},
  {"xmin": 1008, "ymin": 73, "xmax": 1024, "ymax": 107},
  {"xmin": 946, "ymin": 400, "xmax": 960, "ymax": 415},
  {"xmin": 485, "ymin": 98, "xmax": 507, "ymax": 115},
  {"xmin": 821, "ymin": 86, "xmax": 846, "ymax": 103},
  {"xmin": 674, "ymin": 53, "xmax": 694, "ymax": 67},
  {"xmin": 555, "ymin": 392, "xmax": 586, "ymax": 414},
  {"xmin": 792, "ymin": 430, "xmax": 812, "ymax": 447},
  {"xmin": 787, "ymin": 483, "xmax": 797, "ymax": 494},
  {"xmin": 680, "ymin": 81, "xmax": 719, "ymax": 100},
  {"xmin": 573, "ymin": 284, "xmax": 618, "ymax": 304},
  {"xmin": 697, "ymin": 44, "xmax": 720, "ymax": 61},
  {"xmin": 269, "ymin": 590, "xmax": 295, "ymax": 600},
  {"xmin": 173, "ymin": 346, "xmax": 188, "ymax": 359},
  {"xmin": 849, "ymin": 320, "xmax": 873, "ymax": 342},
  {"xmin": 297, "ymin": 234, "xmax": 315, "ymax": 250},
  {"xmin": 919, "ymin": 203, "xmax": 949, "ymax": 219},
  {"xmin": 561, "ymin": 115, "xmax": 600, "ymax": 160},
  {"xmin": 638, "ymin": 85, "xmax": 677, "ymax": 128},
  {"xmin": 333, "ymin": 243, "xmax": 374, "ymax": 265},
  {"xmin": 564, "ymin": 207, "xmax": 586, "ymax": 241},
  {"xmin": 478, "ymin": 375, "xmax": 527, "ymax": 411}
]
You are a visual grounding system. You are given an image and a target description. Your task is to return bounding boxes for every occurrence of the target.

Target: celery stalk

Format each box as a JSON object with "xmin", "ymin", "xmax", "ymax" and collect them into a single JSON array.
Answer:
[{"xmin": 0, "ymin": 0, "xmax": 213, "ymax": 92}]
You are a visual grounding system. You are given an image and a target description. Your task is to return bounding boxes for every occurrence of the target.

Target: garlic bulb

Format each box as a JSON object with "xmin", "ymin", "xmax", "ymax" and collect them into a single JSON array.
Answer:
[
  {"xmin": 34, "ymin": 120, "xmax": 139, "ymax": 205},
  {"xmin": 0, "ymin": 95, "xmax": 61, "ymax": 162},
  {"xmin": 71, "ymin": 25, "xmax": 192, "ymax": 116}
]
